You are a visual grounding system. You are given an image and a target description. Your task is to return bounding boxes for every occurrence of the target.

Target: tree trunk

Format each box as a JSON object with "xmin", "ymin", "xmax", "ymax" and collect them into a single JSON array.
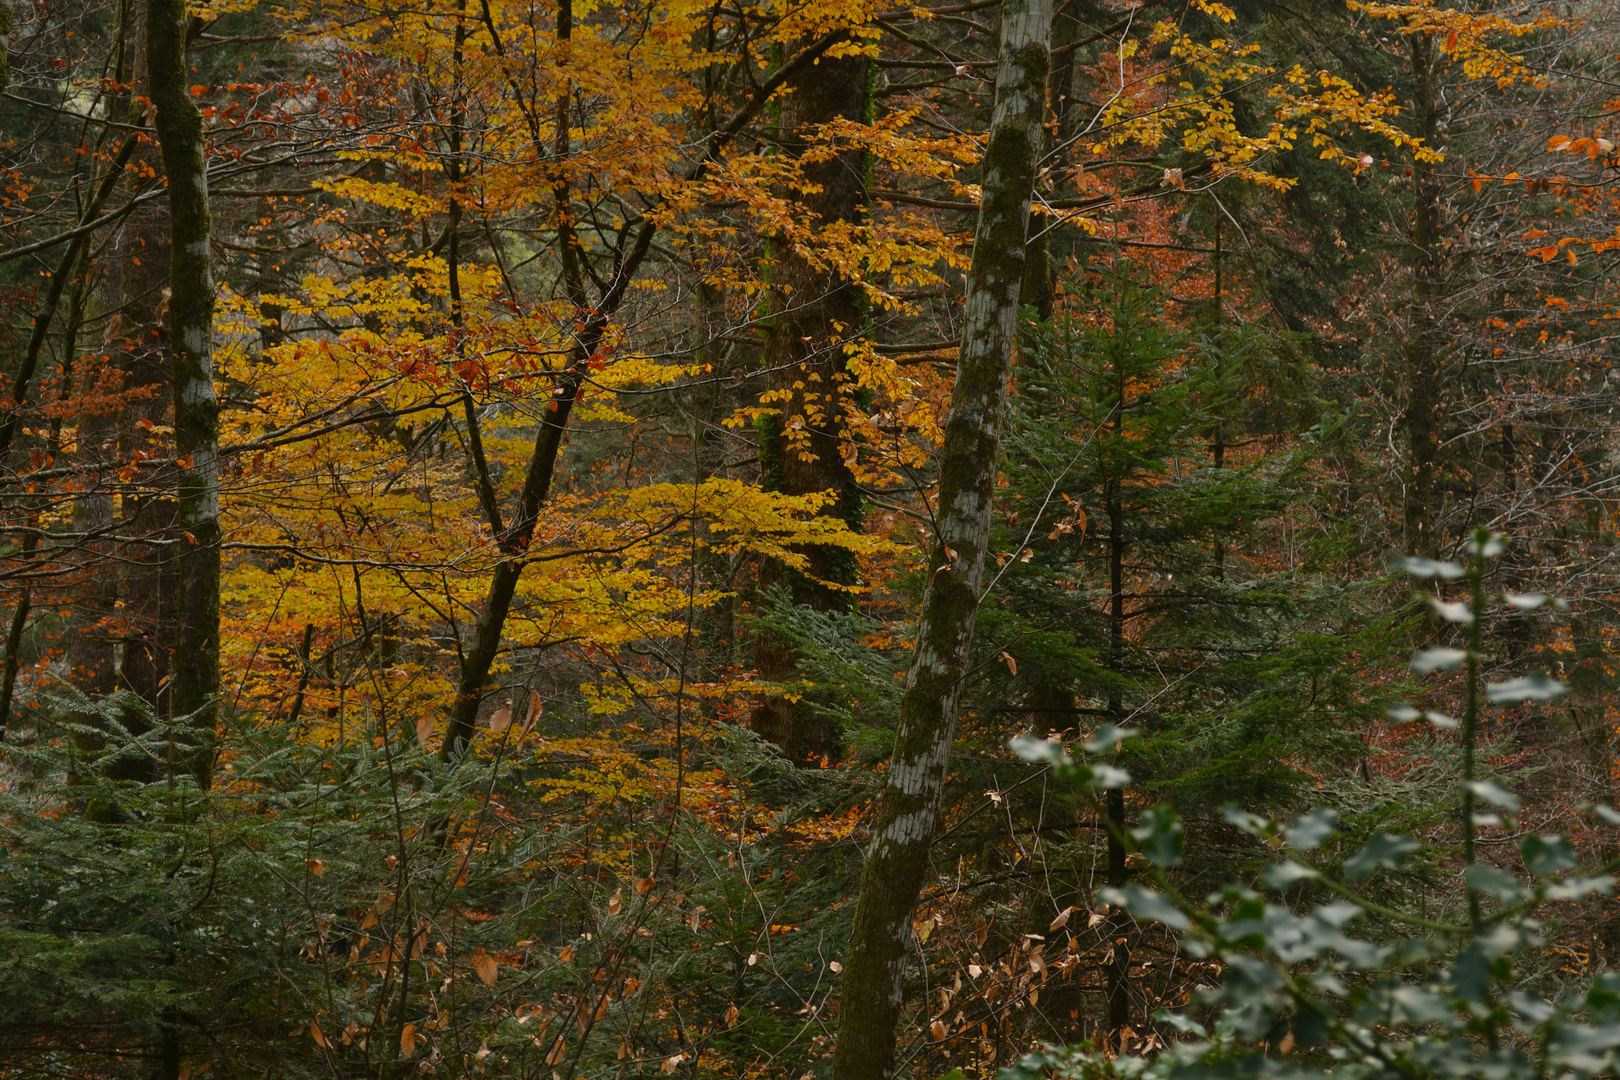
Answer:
[
  {"xmin": 148, "ymin": 0, "xmax": 220, "ymax": 787},
  {"xmin": 829, "ymin": 3, "xmax": 1051, "ymax": 1076},
  {"xmin": 440, "ymin": 28, "xmax": 849, "ymax": 757},
  {"xmin": 749, "ymin": 45, "xmax": 869, "ymax": 765},
  {"xmin": 1401, "ymin": 29, "xmax": 1443, "ymax": 558}
]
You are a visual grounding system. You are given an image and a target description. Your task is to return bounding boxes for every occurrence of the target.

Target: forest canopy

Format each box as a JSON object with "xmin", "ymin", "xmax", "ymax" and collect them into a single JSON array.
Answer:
[{"xmin": 2, "ymin": 0, "xmax": 1620, "ymax": 1078}]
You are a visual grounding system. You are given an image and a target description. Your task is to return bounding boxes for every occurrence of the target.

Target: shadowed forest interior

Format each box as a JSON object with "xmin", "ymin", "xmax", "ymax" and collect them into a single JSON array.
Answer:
[{"xmin": 4, "ymin": 0, "xmax": 1620, "ymax": 1077}]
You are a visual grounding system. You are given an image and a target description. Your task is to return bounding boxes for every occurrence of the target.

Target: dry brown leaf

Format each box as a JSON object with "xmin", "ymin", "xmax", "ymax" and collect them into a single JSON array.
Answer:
[
  {"xmin": 471, "ymin": 948, "xmax": 498, "ymax": 987},
  {"xmin": 661, "ymin": 1053, "xmax": 686, "ymax": 1074},
  {"xmin": 607, "ymin": 889, "xmax": 623, "ymax": 916},
  {"xmin": 487, "ymin": 699, "xmax": 513, "ymax": 733},
  {"xmin": 558, "ymin": 944, "xmax": 575, "ymax": 963},
  {"xmin": 523, "ymin": 689, "xmax": 543, "ymax": 732},
  {"xmin": 930, "ymin": 1018, "xmax": 947, "ymax": 1042},
  {"xmin": 375, "ymin": 890, "xmax": 395, "ymax": 915},
  {"xmin": 544, "ymin": 1037, "xmax": 566, "ymax": 1066},
  {"xmin": 725, "ymin": 1003, "xmax": 739, "ymax": 1028},
  {"xmin": 828, "ymin": 961, "xmax": 842, "ymax": 973},
  {"xmin": 1000, "ymin": 651, "xmax": 1017, "ymax": 676},
  {"xmin": 399, "ymin": 1024, "xmax": 418, "ymax": 1059},
  {"xmin": 1048, "ymin": 905, "xmax": 1074, "ymax": 931},
  {"xmin": 635, "ymin": 875, "xmax": 655, "ymax": 895},
  {"xmin": 310, "ymin": 1022, "xmax": 328, "ymax": 1049},
  {"xmin": 306, "ymin": 858, "xmax": 324, "ymax": 877},
  {"xmin": 1278, "ymin": 1031, "xmax": 1295, "ymax": 1055},
  {"xmin": 415, "ymin": 715, "xmax": 434, "ymax": 745}
]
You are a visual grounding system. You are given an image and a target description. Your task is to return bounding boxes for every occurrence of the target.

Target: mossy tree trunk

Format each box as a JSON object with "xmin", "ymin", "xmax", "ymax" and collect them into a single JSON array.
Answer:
[
  {"xmin": 829, "ymin": 2, "xmax": 1052, "ymax": 1076},
  {"xmin": 148, "ymin": 0, "xmax": 219, "ymax": 787},
  {"xmin": 1402, "ymin": 29, "xmax": 1443, "ymax": 559},
  {"xmin": 749, "ymin": 44, "xmax": 869, "ymax": 765}
]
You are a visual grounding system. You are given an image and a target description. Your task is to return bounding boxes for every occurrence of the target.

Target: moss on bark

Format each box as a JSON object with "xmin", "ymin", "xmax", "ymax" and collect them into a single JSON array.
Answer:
[{"xmin": 829, "ymin": 2, "xmax": 1053, "ymax": 1076}]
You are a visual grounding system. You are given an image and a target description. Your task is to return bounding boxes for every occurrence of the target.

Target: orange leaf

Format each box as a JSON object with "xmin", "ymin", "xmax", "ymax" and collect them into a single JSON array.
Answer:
[
  {"xmin": 399, "ymin": 1024, "xmax": 419, "ymax": 1059},
  {"xmin": 306, "ymin": 858, "xmax": 323, "ymax": 877},
  {"xmin": 472, "ymin": 948, "xmax": 499, "ymax": 987}
]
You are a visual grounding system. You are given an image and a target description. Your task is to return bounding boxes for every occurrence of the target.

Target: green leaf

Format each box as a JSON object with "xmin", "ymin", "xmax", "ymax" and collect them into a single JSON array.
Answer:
[
  {"xmin": 1521, "ymin": 833, "xmax": 1576, "ymax": 876},
  {"xmin": 1344, "ymin": 833, "xmax": 1420, "ymax": 879},
  {"xmin": 1469, "ymin": 779, "xmax": 1520, "ymax": 811},
  {"xmin": 1261, "ymin": 860, "xmax": 1319, "ymax": 888},
  {"xmin": 1398, "ymin": 556, "xmax": 1465, "ymax": 579},
  {"xmin": 1131, "ymin": 806, "xmax": 1183, "ymax": 869},
  {"xmin": 1412, "ymin": 647, "xmax": 1468, "ymax": 674},
  {"xmin": 1465, "ymin": 863, "xmax": 1526, "ymax": 903},
  {"xmin": 1099, "ymin": 884, "xmax": 1190, "ymax": 930},
  {"xmin": 1285, "ymin": 808, "xmax": 1337, "ymax": 850},
  {"xmin": 1485, "ymin": 675, "xmax": 1565, "ymax": 703},
  {"xmin": 1427, "ymin": 596, "xmax": 1474, "ymax": 623},
  {"xmin": 1008, "ymin": 733, "xmax": 1069, "ymax": 768},
  {"xmin": 1084, "ymin": 763, "xmax": 1131, "ymax": 789},
  {"xmin": 1547, "ymin": 875, "xmax": 1613, "ymax": 900},
  {"xmin": 1081, "ymin": 723, "xmax": 1136, "ymax": 753}
]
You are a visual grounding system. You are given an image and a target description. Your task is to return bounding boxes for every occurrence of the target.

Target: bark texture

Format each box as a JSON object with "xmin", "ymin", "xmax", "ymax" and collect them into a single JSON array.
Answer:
[
  {"xmin": 148, "ymin": 0, "xmax": 220, "ymax": 786},
  {"xmin": 829, "ymin": 3, "xmax": 1051, "ymax": 1076},
  {"xmin": 749, "ymin": 45, "xmax": 869, "ymax": 765},
  {"xmin": 1402, "ymin": 29, "xmax": 1443, "ymax": 558}
]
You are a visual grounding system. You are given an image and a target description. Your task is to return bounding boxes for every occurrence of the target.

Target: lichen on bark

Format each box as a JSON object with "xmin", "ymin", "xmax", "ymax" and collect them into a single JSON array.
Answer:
[{"xmin": 828, "ymin": 2, "xmax": 1053, "ymax": 1077}]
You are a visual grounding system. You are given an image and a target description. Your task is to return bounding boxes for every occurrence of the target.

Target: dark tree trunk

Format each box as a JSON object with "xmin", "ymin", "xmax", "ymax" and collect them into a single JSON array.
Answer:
[
  {"xmin": 1402, "ymin": 29, "xmax": 1443, "ymax": 558},
  {"xmin": 749, "ymin": 45, "xmax": 869, "ymax": 765},
  {"xmin": 829, "ymin": 3, "xmax": 1052, "ymax": 1076},
  {"xmin": 147, "ymin": 0, "xmax": 220, "ymax": 788}
]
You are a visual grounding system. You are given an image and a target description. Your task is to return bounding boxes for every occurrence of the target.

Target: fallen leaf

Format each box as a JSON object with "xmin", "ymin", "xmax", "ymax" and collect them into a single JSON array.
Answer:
[
  {"xmin": 930, "ymin": 1018, "xmax": 947, "ymax": 1042},
  {"xmin": 607, "ymin": 889, "xmax": 623, "ymax": 916},
  {"xmin": 399, "ymin": 1024, "xmax": 419, "ymax": 1059},
  {"xmin": 472, "ymin": 948, "xmax": 498, "ymax": 987},
  {"xmin": 306, "ymin": 858, "xmax": 324, "ymax": 877},
  {"xmin": 635, "ymin": 875, "xmax": 655, "ymax": 895}
]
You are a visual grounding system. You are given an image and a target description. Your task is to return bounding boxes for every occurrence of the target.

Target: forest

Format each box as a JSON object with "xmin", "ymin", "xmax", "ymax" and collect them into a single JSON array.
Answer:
[{"xmin": 2, "ymin": 0, "xmax": 1620, "ymax": 1076}]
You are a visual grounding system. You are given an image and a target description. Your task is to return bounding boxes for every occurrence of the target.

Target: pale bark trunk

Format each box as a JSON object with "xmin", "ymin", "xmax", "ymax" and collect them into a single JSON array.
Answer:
[
  {"xmin": 148, "ymin": 0, "xmax": 219, "ymax": 787},
  {"xmin": 829, "ymin": 3, "xmax": 1052, "ymax": 1076}
]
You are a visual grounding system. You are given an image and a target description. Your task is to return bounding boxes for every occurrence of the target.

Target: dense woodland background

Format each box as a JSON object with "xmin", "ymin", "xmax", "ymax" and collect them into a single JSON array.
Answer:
[{"xmin": 3, "ymin": 0, "xmax": 1620, "ymax": 1077}]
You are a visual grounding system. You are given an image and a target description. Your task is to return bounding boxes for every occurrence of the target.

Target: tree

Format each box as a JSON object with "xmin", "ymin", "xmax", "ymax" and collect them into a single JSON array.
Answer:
[{"xmin": 832, "ymin": 1, "xmax": 1053, "ymax": 1075}]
